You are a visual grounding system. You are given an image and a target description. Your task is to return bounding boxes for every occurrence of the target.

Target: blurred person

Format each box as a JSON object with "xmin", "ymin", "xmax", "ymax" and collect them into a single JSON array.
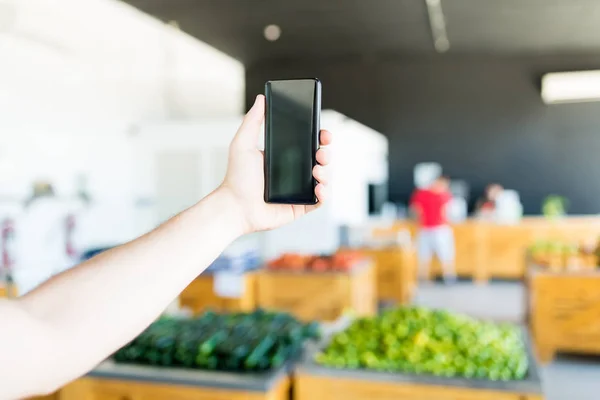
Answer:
[
  {"xmin": 475, "ymin": 183, "xmax": 504, "ymax": 218},
  {"xmin": 24, "ymin": 181, "xmax": 56, "ymax": 207},
  {"xmin": 0, "ymin": 95, "xmax": 332, "ymax": 399},
  {"xmin": 410, "ymin": 175, "xmax": 456, "ymax": 283},
  {"xmin": 16, "ymin": 182, "xmax": 73, "ymax": 294}
]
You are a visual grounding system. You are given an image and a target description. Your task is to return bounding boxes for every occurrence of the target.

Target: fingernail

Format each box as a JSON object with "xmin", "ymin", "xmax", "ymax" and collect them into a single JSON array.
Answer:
[{"xmin": 254, "ymin": 95, "xmax": 262, "ymax": 106}]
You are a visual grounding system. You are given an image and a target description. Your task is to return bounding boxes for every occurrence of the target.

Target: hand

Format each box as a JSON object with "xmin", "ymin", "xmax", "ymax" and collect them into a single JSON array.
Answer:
[{"xmin": 220, "ymin": 94, "xmax": 332, "ymax": 233}]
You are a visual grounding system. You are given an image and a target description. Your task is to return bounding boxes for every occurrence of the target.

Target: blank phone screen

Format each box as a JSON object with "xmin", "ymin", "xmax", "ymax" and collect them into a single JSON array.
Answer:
[{"xmin": 265, "ymin": 79, "xmax": 320, "ymax": 204}]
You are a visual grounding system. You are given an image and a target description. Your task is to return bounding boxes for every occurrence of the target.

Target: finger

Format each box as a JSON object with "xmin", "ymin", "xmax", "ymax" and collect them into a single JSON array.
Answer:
[
  {"xmin": 313, "ymin": 164, "xmax": 328, "ymax": 184},
  {"xmin": 233, "ymin": 95, "xmax": 265, "ymax": 149},
  {"xmin": 316, "ymin": 148, "xmax": 330, "ymax": 165},
  {"xmin": 319, "ymin": 129, "xmax": 332, "ymax": 146},
  {"xmin": 305, "ymin": 183, "xmax": 327, "ymax": 213},
  {"xmin": 315, "ymin": 183, "xmax": 327, "ymax": 203}
]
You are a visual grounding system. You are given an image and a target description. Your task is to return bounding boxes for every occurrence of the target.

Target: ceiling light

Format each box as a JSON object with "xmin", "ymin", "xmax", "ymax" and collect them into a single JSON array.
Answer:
[
  {"xmin": 434, "ymin": 37, "xmax": 450, "ymax": 52},
  {"xmin": 264, "ymin": 24, "xmax": 281, "ymax": 42},
  {"xmin": 542, "ymin": 70, "xmax": 600, "ymax": 104},
  {"xmin": 425, "ymin": 0, "xmax": 450, "ymax": 54}
]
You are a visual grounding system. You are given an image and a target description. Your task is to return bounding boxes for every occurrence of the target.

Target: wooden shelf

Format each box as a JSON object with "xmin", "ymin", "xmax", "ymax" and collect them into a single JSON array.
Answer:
[
  {"xmin": 528, "ymin": 267, "xmax": 600, "ymax": 363},
  {"xmin": 60, "ymin": 361, "xmax": 291, "ymax": 400},
  {"xmin": 256, "ymin": 262, "xmax": 376, "ymax": 321},
  {"xmin": 378, "ymin": 217, "xmax": 600, "ymax": 282},
  {"xmin": 362, "ymin": 247, "xmax": 417, "ymax": 304},
  {"xmin": 179, "ymin": 271, "xmax": 257, "ymax": 314},
  {"xmin": 295, "ymin": 332, "xmax": 543, "ymax": 400}
]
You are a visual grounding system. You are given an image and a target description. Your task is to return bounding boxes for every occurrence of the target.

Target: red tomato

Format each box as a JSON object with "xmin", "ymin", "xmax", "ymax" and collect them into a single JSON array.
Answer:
[{"xmin": 311, "ymin": 258, "xmax": 330, "ymax": 272}]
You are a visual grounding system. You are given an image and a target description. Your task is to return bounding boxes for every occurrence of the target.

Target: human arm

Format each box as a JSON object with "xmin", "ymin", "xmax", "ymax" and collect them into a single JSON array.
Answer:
[
  {"xmin": 0, "ymin": 95, "xmax": 332, "ymax": 399},
  {"xmin": 0, "ymin": 189, "xmax": 243, "ymax": 398}
]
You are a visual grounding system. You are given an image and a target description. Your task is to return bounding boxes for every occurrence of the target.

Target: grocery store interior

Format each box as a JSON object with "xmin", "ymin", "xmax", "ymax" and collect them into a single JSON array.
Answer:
[{"xmin": 2, "ymin": 0, "xmax": 600, "ymax": 399}]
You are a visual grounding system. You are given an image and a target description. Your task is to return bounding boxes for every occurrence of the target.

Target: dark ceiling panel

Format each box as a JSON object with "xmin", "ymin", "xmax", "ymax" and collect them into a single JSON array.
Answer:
[
  {"xmin": 123, "ymin": 0, "xmax": 600, "ymax": 64},
  {"xmin": 122, "ymin": 0, "xmax": 435, "ymax": 64},
  {"xmin": 443, "ymin": 0, "xmax": 600, "ymax": 53}
]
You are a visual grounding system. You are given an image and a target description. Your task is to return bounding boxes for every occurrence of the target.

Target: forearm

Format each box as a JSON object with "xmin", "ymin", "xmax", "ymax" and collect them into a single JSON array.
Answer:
[
  {"xmin": 4, "ymin": 188, "xmax": 244, "ymax": 397},
  {"xmin": 0, "ymin": 95, "xmax": 331, "ymax": 400}
]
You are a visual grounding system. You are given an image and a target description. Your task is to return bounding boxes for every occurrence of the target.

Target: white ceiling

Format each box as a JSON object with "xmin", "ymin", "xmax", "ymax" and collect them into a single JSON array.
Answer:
[{"xmin": 0, "ymin": 0, "xmax": 245, "ymax": 123}]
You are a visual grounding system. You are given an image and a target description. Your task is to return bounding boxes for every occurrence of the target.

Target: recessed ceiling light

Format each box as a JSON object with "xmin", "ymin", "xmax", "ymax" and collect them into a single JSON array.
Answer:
[{"xmin": 264, "ymin": 24, "xmax": 281, "ymax": 42}]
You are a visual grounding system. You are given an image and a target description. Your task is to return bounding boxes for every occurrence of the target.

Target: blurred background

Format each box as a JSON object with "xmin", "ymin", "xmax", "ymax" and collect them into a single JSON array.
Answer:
[{"xmin": 2, "ymin": 1, "xmax": 600, "ymax": 399}]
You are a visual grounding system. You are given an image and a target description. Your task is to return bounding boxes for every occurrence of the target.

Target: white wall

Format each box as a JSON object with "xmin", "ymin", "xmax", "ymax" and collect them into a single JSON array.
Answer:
[
  {"xmin": 0, "ymin": 0, "xmax": 245, "ymax": 291},
  {"xmin": 131, "ymin": 119, "xmax": 241, "ymax": 231},
  {"xmin": 326, "ymin": 111, "xmax": 388, "ymax": 226},
  {"xmin": 0, "ymin": 0, "xmax": 244, "ymax": 121},
  {"xmin": 0, "ymin": 0, "xmax": 244, "ymax": 237}
]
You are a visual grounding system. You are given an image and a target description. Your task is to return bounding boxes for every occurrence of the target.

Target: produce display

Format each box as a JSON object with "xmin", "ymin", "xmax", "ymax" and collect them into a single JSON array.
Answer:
[
  {"xmin": 541, "ymin": 195, "xmax": 568, "ymax": 219},
  {"xmin": 529, "ymin": 239, "xmax": 598, "ymax": 269},
  {"xmin": 316, "ymin": 307, "xmax": 529, "ymax": 381},
  {"xmin": 114, "ymin": 310, "xmax": 319, "ymax": 372},
  {"xmin": 267, "ymin": 250, "xmax": 364, "ymax": 272}
]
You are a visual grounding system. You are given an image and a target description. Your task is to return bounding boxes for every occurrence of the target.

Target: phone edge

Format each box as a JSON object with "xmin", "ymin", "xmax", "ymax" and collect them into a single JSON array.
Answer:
[
  {"xmin": 263, "ymin": 81, "xmax": 272, "ymax": 203},
  {"xmin": 263, "ymin": 78, "xmax": 321, "ymax": 205},
  {"xmin": 311, "ymin": 78, "xmax": 322, "ymax": 205}
]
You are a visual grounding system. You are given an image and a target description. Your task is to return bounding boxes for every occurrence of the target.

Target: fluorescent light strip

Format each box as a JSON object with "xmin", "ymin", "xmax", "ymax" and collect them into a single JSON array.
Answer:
[
  {"xmin": 425, "ymin": 0, "xmax": 450, "ymax": 53},
  {"xmin": 542, "ymin": 70, "xmax": 600, "ymax": 104}
]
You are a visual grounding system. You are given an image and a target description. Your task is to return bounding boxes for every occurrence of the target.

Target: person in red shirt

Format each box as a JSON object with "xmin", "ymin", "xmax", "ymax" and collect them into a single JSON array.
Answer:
[
  {"xmin": 475, "ymin": 183, "xmax": 504, "ymax": 219},
  {"xmin": 410, "ymin": 176, "xmax": 456, "ymax": 283}
]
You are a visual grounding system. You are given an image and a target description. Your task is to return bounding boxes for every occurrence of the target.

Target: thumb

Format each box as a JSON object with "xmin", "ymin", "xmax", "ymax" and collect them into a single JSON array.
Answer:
[{"xmin": 233, "ymin": 94, "xmax": 265, "ymax": 149}]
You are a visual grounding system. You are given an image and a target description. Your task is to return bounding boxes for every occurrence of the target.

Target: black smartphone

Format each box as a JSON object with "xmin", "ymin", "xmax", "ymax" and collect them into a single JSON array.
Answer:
[{"xmin": 264, "ymin": 78, "xmax": 321, "ymax": 204}]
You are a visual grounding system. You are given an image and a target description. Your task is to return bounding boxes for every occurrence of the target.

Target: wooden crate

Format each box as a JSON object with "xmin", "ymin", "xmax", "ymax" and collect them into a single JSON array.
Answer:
[
  {"xmin": 374, "ymin": 221, "xmax": 490, "ymax": 282},
  {"xmin": 528, "ymin": 253, "xmax": 598, "ymax": 271},
  {"xmin": 0, "ymin": 283, "xmax": 17, "ymax": 298},
  {"xmin": 528, "ymin": 267, "xmax": 600, "ymax": 364},
  {"xmin": 27, "ymin": 395, "xmax": 58, "ymax": 400},
  {"xmin": 380, "ymin": 221, "xmax": 489, "ymax": 282},
  {"xmin": 429, "ymin": 223, "xmax": 488, "ymax": 283},
  {"xmin": 179, "ymin": 272, "xmax": 257, "ymax": 314},
  {"xmin": 528, "ymin": 217, "xmax": 600, "ymax": 244},
  {"xmin": 485, "ymin": 224, "xmax": 535, "ymax": 281},
  {"xmin": 363, "ymin": 247, "xmax": 417, "ymax": 304},
  {"xmin": 378, "ymin": 217, "xmax": 600, "ymax": 282},
  {"xmin": 484, "ymin": 217, "xmax": 600, "ymax": 280},
  {"xmin": 60, "ymin": 361, "xmax": 290, "ymax": 400},
  {"xmin": 296, "ymin": 374, "xmax": 542, "ymax": 400},
  {"xmin": 256, "ymin": 262, "xmax": 376, "ymax": 321},
  {"xmin": 295, "ymin": 334, "xmax": 543, "ymax": 400}
]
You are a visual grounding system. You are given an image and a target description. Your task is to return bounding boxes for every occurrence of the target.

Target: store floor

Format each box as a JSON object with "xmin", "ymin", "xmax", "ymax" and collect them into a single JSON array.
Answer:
[{"xmin": 413, "ymin": 281, "xmax": 600, "ymax": 400}]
